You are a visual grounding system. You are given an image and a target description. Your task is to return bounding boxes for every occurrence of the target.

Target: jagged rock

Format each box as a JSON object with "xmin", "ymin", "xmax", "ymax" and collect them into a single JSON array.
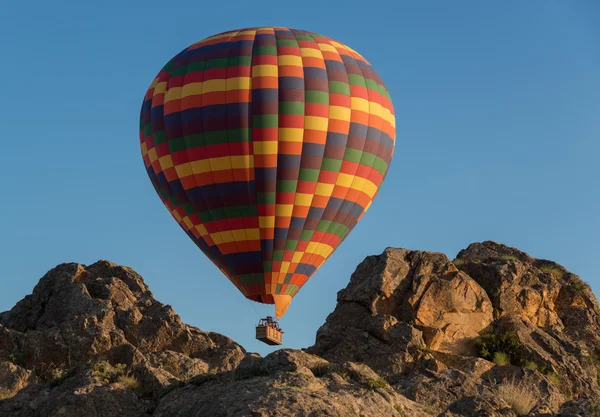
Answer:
[
  {"xmin": 438, "ymin": 395, "xmax": 517, "ymax": 417},
  {"xmin": 556, "ymin": 398, "xmax": 600, "ymax": 416},
  {"xmin": 410, "ymin": 269, "xmax": 494, "ymax": 353},
  {"xmin": 0, "ymin": 261, "xmax": 245, "ymax": 375},
  {"xmin": 0, "ymin": 260, "xmax": 245, "ymax": 415},
  {"xmin": 0, "ymin": 362, "xmax": 32, "ymax": 400},
  {"xmin": 0, "ymin": 370, "xmax": 151, "ymax": 417},
  {"xmin": 1, "ymin": 242, "xmax": 599, "ymax": 417},
  {"xmin": 309, "ymin": 241, "xmax": 600, "ymax": 416},
  {"xmin": 455, "ymin": 241, "xmax": 600, "ymax": 330},
  {"xmin": 308, "ymin": 247, "xmax": 494, "ymax": 371},
  {"xmin": 454, "ymin": 242, "xmax": 600, "ymax": 401},
  {"xmin": 307, "ymin": 301, "xmax": 425, "ymax": 375},
  {"xmin": 490, "ymin": 315, "xmax": 596, "ymax": 401},
  {"xmin": 154, "ymin": 349, "xmax": 430, "ymax": 417},
  {"xmin": 430, "ymin": 351, "xmax": 495, "ymax": 378},
  {"xmin": 146, "ymin": 350, "xmax": 209, "ymax": 380}
]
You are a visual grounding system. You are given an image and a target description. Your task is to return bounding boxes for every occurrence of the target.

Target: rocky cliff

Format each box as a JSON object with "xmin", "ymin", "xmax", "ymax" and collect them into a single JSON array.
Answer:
[{"xmin": 1, "ymin": 241, "xmax": 599, "ymax": 416}]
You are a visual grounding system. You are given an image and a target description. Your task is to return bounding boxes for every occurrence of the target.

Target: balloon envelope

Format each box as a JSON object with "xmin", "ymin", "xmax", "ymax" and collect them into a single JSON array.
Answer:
[{"xmin": 140, "ymin": 27, "xmax": 396, "ymax": 318}]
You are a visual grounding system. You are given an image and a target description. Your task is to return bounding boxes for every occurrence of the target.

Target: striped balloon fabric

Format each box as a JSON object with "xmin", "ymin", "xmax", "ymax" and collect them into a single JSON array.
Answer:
[{"xmin": 140, "ymin": 27, "xmax": 396, "ymax": 318}]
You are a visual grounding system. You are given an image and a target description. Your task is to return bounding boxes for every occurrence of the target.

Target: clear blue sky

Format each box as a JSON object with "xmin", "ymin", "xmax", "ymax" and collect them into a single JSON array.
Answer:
[{"xmin": 1, "ymin": 1, "xmax": 598, "ymax": 356}]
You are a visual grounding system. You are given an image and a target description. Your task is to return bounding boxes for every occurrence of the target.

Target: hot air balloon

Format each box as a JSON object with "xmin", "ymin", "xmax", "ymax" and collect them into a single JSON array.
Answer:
[{"xmin": 139, "ymin": 27, "xmax": 395, "ymax": 343}]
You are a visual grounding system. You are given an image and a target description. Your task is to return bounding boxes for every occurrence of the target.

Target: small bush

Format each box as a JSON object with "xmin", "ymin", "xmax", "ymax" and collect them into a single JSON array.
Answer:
[
  {"xmin": 539, "ymin": 265, "xmax": 564, "ymax": 279},
  {"xmin": 545, "ymin": 371, "xmax": 560, "ymax": 385},
  {"xmin": 34, "ymin": 362, "xmax": 75, "ymax": 388},
  {"xmin": 524, "ymin": 361, "xmax": 539, "ymax": 371},
  {"xmin": 92, "ymin": 361, "xmax": 128, "ymax": 383},
  {"xmin": 135, "ymin": 382, "xmax": 156, "ymax": 400},
  {"xmin": 367, "ymin": 377, "xmax": 388, "ymax": 390},
  {"xmin": 118, "ymin": 375, "xmax": 140, "ymax": 390},
  {"xmin": 8, "ymin": 354, "xmax": 17, "ymax": 364},
  {"xmin": 501, "ymin": 255, "xmax": 519, "ymax": 262},
  {"xmin": 496, "ymin": 380, "xmax": 536, "ymax": 416},
  {"xmin": 568, "ymin": 282, "xmax": 587, "ymax": 296},
  {"xmin": 47, "ymin": 368, "xmax": 76, "ymax": 388},
  {"xmin": 452, "ymin": 259, "xmax": 464, "ymax": 267},
  {"xmin": 475, "ymin": 330, "xmax": 521, "ymax": 365},
  {"xmin": 493, "ymin": 352, "xmax": 510, "ymax": 366}
]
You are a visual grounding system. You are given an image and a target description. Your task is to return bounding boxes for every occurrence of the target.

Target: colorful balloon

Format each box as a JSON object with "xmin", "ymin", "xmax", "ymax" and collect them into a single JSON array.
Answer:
[{"xmin": 139, "ymin": 27, "xmax": 395, "ymax": 319}]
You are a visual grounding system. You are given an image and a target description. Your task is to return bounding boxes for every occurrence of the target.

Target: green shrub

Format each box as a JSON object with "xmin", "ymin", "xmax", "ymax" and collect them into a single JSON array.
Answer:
[
  {"xmin": 493, "ymin": 352, "xmax": 510, "ymax": 366},
  {"xmin": 367, "ymin": 377, "xmax": 388, "ymax": 390},
  {"xmin": 8, "ymin": 354, "xmax": 16, "ymax": 364},
  {"xmin": 452, "ymin": 259, "xmax": 464, "ymax": 267},
  {"xmin": 545, "ymin": 371, "xmax": 560, "ymax": 385},
  {"xmin": 568, "ymin": 282, "xmax": 587, "ymax": 296},
  {"xmin": 92, "ymin": 361, "xmax": 128, "ymax": 383},
  {"xmin": 475, "ymin": 330, "xmax": 521, "ymax": 365},
  {"xmin": 524, "ymin": 361, "xmax": 539, "ymax": 371},
  {"xmin": 539, "ymin": 265, "xmax": 564, "ymax": 279},
  {"xmin": 501, "ymin": 255, "xmax": 519, "ymax": 262}
]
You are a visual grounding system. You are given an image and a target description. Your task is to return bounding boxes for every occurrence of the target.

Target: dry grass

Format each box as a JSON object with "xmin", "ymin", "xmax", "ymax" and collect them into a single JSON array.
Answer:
[
  {"xmin": 539, "ymin": 265, "xmax": 564, "ymax": 279},
  {"xmin": 117, "ymin": 375, "xmax": 140, "ymax": 390},
  {"xmin": 34, "ymin": 362, "xmax": 75, "ymax": 388},
  {"xmin": 0, "ymin": 389, "xmax": 15, "ymax": 401},
  {"xmin": 496, "ymin": 379, "xmax": 537, "ymax": 416}
]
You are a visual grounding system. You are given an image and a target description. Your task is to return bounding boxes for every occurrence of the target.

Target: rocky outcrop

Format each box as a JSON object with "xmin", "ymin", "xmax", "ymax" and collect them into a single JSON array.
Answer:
[
  {"xmin": 307, "ymin": 248, "xmax": 495, "ymax": 370},
  {"xmin": 0, "ymin": 261, "xmax": 245, "ymax": 373},
  {"xmin": 0, "ymin": 260, "xmax": 245, "ymax": 415},
  {"xmin": 1, "ymin": 241, "xmax": 599, "ymax": 417},
  {"xmin": 308, "ymin": 241, "xmax": 600, "ymax": 416},
  {"xmin": 155, "ymin": 350, "xmax": 429, "ymax": 417}
]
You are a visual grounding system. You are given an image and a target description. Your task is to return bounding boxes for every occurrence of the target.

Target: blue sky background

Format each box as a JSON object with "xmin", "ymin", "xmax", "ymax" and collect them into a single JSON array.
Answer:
[{"xmin": 1, "ymin": 1, "xmax": 598, "ymax": 356}]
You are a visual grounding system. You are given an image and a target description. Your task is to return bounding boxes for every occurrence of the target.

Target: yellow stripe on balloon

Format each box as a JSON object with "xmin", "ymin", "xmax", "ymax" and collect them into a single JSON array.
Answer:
[{"xmin": 278, "ymin": 55, "xmax": 303, "ymax": 66}]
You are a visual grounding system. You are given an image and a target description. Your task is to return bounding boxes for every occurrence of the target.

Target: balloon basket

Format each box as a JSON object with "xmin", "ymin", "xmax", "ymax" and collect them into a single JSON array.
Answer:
[{"xmin": 256, "ymin": 316, "xmax": 283, "ymax": 346}]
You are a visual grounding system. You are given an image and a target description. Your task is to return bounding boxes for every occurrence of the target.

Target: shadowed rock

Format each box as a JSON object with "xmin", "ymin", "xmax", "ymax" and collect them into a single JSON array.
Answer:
[{"xmin": 1, "ymin": 242, "xmax": 599, "ymax": 416}]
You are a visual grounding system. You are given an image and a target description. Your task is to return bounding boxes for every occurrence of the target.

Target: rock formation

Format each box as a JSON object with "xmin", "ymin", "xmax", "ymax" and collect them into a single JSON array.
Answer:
[
  {"xmin": 0, "ymin": 241, "xmax": 599, "ymax": 416},
  {"xmin": 308, "ymin": 241, "xmax": 600, "ymax": 416}
]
